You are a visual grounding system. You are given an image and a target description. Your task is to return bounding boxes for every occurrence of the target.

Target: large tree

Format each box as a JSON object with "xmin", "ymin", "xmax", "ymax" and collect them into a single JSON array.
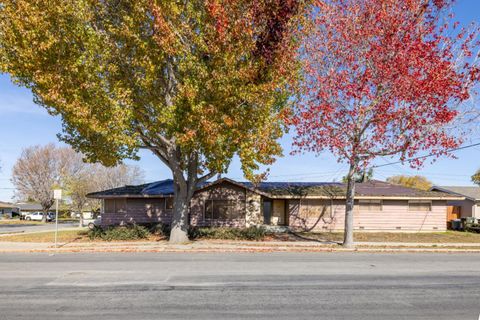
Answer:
[
  {"xmin": 471, "ymin": 169, "xmax": 480, "ymax": 186},
  {"xmin": 63, "ymin": 151, "xmax": 144, "ymax": 226},
  {"xmin": 291, "ymin": 0, "xmax": 480, "ymax": 247},
  {"xmin": 0, "ymin": 0, "xmax": 306, "ymax": 242},
  {"xmin": 386, "ymin": 175, "xmax": 433, "ymax": 191},
  {"xmin": 11, "ymin": 144, "xmax": 68, "ymax": 222},
  {"xmin": 11, "ymin": 144, "xmax": 143, "ymax": 223}
]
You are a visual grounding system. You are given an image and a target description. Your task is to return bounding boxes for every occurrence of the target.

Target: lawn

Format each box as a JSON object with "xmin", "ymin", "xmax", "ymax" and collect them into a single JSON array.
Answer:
[
  {"xmin": 0, "ymin": 219, "xmax": 43, "ymax": 225},
  {"xmin": 2, "ymin": 228, "xmax": 480, "ymax": 244},
  {"xmin": 0, "ymin": 230, "xmax": 89, "ymax": 242},
  {"xmin": 288, "ymin": 231, "xmax": 480, "ymax": 243}
]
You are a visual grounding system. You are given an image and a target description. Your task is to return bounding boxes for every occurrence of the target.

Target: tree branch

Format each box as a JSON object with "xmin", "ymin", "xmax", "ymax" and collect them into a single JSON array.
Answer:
[{"xmin": 198, "ymin": 171, "xmax": 216, "ymax": 184}]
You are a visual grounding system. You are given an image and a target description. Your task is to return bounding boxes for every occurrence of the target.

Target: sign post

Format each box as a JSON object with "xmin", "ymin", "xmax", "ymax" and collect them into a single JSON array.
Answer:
[{"xmin": 53, "ymin": 189, "xmax": 62, "ymax": 249}]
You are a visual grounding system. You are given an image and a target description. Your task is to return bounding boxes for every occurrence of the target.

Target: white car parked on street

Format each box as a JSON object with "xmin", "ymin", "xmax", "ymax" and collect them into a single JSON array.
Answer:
[{"xmin": 24, "ymin": 212, "xmax": 54, "ymax": 222}]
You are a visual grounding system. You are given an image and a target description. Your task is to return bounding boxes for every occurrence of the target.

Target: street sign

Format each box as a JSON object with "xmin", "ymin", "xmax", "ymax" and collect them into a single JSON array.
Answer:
[{"xmin": 53, "ymin": 189, "xmax": 62, "ymax": 200}]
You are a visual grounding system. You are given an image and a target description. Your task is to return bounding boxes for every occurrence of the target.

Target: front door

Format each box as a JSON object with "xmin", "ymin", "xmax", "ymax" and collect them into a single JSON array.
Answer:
[{"xmin": 272, "ymin": 200, "xmax": 287, "ymax": 226}]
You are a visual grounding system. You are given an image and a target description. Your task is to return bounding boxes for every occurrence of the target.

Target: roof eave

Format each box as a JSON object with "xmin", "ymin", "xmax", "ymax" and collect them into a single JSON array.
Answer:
[
  {"xmin": 87, "ymin": 194, "xmax": 174, "ymax": 199},
  {"xmin": 267, "ymin": 195, "xmax": 465, "ymax": 200},
  {"xmin": 430, "ymin": 186, "xmax": 477, "ymax": 201}
]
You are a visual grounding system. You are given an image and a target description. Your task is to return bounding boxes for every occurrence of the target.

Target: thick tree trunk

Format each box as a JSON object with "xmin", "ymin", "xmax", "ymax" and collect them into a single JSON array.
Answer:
[
  {"xmin": 169, "ymin": 180, "xmax": 192, "ymax": 244},
  {"xmin": 343, "ymin": 163, "xmax": 357, "ymax": 248}
]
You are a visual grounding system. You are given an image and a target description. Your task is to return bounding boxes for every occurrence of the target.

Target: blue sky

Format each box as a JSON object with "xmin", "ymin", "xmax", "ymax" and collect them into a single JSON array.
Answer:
[{"xmin": 0, "ymin": 0, "xmax": 479, "ymax": 202}]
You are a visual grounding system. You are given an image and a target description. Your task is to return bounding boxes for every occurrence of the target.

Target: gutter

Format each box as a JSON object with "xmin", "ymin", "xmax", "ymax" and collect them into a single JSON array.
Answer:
[{"xmin": 87, "ymin": 194, "xmax": 464, "ymax": 201}]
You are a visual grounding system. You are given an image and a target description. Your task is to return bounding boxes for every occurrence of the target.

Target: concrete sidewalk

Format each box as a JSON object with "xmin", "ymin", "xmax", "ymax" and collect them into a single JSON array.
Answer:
[{"xmin": 1, "ymin": 240, "xmax": 480, "ymax": 253}]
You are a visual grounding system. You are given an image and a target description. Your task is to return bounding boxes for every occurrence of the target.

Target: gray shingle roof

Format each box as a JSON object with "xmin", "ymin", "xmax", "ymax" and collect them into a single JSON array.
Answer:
[
  {"xmin": 431, "ymin": 186, "xmax": 480, "ymax": 201},
  {"xmin": 0, "ymin": 201, "xmax": 16, "ymax": 209},
  {"xmin": 87, "ymin": 182, "xmax": 164, "ymax": 197},
  {"xmin": 88, "ymin": 178, "xmax": 458, "ymax": 199},
  {"xmin": 15, "ymin": 203, "xmax": 43, "ymax": 211}
]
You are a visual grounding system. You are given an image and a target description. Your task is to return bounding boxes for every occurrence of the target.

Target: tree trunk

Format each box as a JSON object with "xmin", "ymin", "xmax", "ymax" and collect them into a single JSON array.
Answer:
[
  {"xmin": 343, "ymin": 163, "xmax": 357, "ymax": 248},
  {"xmin": 41, "ymin": 212, "xmax": 47, "ymax": 223},
  {"xmin": 169, "ymin": 180, "xmax": 192, "ymax": 244}
]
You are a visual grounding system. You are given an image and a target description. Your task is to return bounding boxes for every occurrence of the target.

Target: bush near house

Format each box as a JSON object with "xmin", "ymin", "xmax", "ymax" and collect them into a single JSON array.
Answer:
[
  {"xmin": 465, "ymin": 224, "xmax": 480, "ymax": 233},
  {"xmin": 87, "ymin": 224, "xmax": 268, "ymax": 241},
  {"xmin": 189, "ymin": 226, "xmax": 268, "ymax": 241},
  {"xmin": 88, "ymin": 225, "xmax": 150, "ymax": 241}
]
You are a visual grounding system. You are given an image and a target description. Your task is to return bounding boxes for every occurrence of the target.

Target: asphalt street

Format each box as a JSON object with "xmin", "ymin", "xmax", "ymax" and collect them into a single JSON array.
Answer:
[
  {"xmin": 0, "ymin": 222, "xmax": 78, "ymax": 235},
  {"xmin": 0, "ymin": 252, "xmax": 479, "ymax": 320}
]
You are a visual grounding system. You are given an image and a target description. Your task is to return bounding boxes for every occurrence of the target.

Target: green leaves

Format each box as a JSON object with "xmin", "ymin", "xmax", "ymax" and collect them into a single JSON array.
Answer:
[{"xmin": 0, "ymin": 0, "xmax": 305, "ymax": 181}]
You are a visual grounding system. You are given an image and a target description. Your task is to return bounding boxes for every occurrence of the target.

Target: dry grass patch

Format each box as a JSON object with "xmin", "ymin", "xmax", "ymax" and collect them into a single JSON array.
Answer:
[
  {"xmin": 0, "ymin": 230, "xmax": 89, "ymax": 242},
  {"xmin": 0, "ymin": 220, "xmax": 44, "ymax": 225},
  {"xmin": 292, "ymin": 231, "xmax": 480, "ymax": 243}
]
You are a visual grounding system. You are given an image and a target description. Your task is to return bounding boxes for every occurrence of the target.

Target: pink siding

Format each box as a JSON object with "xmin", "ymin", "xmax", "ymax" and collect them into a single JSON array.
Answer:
[{"xmin": 289, "ymin": 199, "xmax": 447, "ymax": 232}]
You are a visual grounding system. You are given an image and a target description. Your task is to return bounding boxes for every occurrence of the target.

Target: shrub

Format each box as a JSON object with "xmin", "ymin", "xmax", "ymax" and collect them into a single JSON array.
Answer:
[
  {"xmin": 88, "ymin": 225, "xmax": 150, "ymax": 241},
  {"xmin": 465, "ymin": 224, "xmax": 480, "ymax": 233},
  {"xmin": 147, "ymin": 223, "xmax": 170, "ymax": 237},
  {"xmin": 87, "ymin": 224, "xmax": 268, "ymax": 241},
  {"xmin": 189, "ymin": 226, "xmax": 268, "ymax": 241}
]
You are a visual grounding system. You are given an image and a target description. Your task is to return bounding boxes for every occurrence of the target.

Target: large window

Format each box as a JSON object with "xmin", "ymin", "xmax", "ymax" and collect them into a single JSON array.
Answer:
[
  {"xmin": 104, "ymin": 199, "xmax": 126, "ymax": 213},
  {"xmin": 408, "ymin": 200, "xmax": 431, "ymax": 212},
  {"xmin": 358, "ymin": 200, "xmax": 382, "ymax": 212},
  {"xmin": 204, "ymin": 200, "xmax": 242, "ymax": 220},
  {"xmin": 300, "ymin": 199, "xmax": 330, "ymax": 218}
]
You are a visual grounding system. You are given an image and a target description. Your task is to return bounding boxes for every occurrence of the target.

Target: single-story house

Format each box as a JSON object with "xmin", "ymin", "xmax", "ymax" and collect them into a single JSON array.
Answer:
[
  {"xmin": 430, "ymin": 186, "xmax": 480, "ymax": 220},
  {"xmin": 87, "ymin": 178, "xmax": 462, "ymax": 232},
  {"xmin": 15, "ymin": 202, "xmax": 44, "ymax": 213},
  {"xmin": 0, "ymin": 201, "xmax": 19, "ymax": 219}
]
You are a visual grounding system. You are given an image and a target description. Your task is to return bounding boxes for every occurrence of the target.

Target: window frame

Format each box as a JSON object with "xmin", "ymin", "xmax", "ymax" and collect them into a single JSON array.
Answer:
[
  {"xmin": 204, "ymin": 199, "xmax": 242, "ymax": 220},
  {"xmin": 299, "ymin": 199, "xmax": 331, "ymax": 218},
  {"xmin": 408, "ymin": 200, "xmax": 432, "ymax": 212},
  {"xmin": 165, "ymin": 197, "xmax": 174, "ymax": 210},
  {"xmin": 358, "ymin": 199, "xmax": 383, "ymax": 212}
]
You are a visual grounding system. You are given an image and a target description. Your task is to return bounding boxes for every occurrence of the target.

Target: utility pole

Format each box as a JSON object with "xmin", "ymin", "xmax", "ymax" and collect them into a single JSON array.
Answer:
[{"xmin": 53, "ymin": 189, "xmax": 62, "ymax": 249}]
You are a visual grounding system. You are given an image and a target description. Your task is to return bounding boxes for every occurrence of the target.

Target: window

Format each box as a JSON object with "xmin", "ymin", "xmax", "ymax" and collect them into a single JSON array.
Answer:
[
  {"xmin": 104, "ymin": 199, "xmax": 126, "ymax": 213},
  {"xmin": 204, "ymin": 200, "xmax": 242, "ymax": 220},
  {"xmin": 105, "ymin": 200, "xmax": 115, "ymax": 213},
  {"xmin": 165, "ymin": 198, "xmax": 174, "ymax": 210},
  {"xmin": 408, "ymin": 200, "xmax": 431, "ymax": 212},
  {"xmin": 359, "ymin": 200, "xmax": 382, "ymax": 212},
  {"xmin": 300, "ymin": 199, "xmax": 330, "ymax": 218},
  {"xmin": 115, "ymin": 199, "xmax": 127, "ymax": 213}
]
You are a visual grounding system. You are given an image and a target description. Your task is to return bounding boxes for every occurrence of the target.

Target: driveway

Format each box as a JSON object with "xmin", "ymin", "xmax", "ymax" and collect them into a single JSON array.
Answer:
[
  {"xmin": 0, "ymin": 222, "xmax": 79, "ymax": 235},
  {"xmin": 0, "ymin": 252, "xmax": 479, "ymax": 320}
]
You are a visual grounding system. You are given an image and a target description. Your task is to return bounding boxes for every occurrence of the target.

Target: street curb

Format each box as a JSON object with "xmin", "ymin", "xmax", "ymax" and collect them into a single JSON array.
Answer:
[{"xmin": 2, "ymin": 244, "xmax": 480, "ymax": 254}]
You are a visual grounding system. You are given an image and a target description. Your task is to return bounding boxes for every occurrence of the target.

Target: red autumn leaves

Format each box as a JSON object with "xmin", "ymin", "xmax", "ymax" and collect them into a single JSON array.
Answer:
[{"xmin": 290, "ymin": 0, "xmax": 479, "ymax": 169}]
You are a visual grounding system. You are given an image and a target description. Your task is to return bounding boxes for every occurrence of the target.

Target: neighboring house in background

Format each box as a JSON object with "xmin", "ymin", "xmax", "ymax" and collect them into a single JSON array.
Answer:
[
  {"xmin": 0, "ymin": 201, "xmax": 19, "ymax": 218},
  {"xmin": 15, "ymin": 202, "xmax": 44, "ymax": 214},
  {"xmin": 88, "ymin": 178, "xmax": 461, "ymax": 232},
  {"xmin": 430, "ymin": 186, "xmax": 480, "ymax": 219}
]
